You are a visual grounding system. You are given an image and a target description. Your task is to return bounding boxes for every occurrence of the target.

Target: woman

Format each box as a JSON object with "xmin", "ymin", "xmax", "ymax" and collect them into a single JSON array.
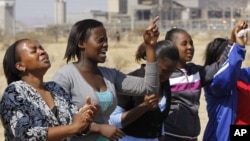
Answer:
[
  {"xmin": 203, "ymin": 21, "xmax": 248, "ymax": 141},
  {"xmin": 52, "ymin": 17, "xmax": 160, "ymax": 141},
  {"xmin": 163, "ymin": 20, "xmax": 247, "ymax": 141},
  {"xmin": 109, "ymin": 40, "xmax": 179, "ymax": 141},
  {"xmin": 0, "ymin": 38, "xmax": 99, "ymax": 141}
]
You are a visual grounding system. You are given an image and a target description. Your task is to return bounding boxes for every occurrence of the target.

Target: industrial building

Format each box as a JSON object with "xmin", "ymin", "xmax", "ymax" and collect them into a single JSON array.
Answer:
[
  {"xmin": 0, "ymin": 0, "xmax": 15, "ymax": 35},
  {"xmin": 1, "ymin": 0, "xmax": 250, "ymax": 35},
  {"xmin": 55, "ymin": 0, "xmax": 66, "ymax": 25}
]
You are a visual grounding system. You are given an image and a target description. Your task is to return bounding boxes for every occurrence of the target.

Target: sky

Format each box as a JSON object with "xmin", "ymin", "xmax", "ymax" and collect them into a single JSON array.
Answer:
[{"xmin": 15, "ymin": 0, "xmax": 107, "ymax": 26}]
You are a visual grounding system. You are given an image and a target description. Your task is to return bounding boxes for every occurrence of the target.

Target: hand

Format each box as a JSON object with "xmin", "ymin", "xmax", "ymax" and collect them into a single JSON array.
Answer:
[
  {"xmin": 143, "ymin": 16, "xmax": 160, "ymax": 46},
  {"xmin": 72, "ymin": 96, "xmax": 100, "ymax": 133},
  {"xmin": 99, "ymin": 124, "xmax": 125, "ymax": 141},
  {"xmin": 235, "ymin": 21, "xmax": 248, "ymax": 46},
  {"xmin": 142, "ymin": 93, "xmax": 159, "ymax": 110},
  {"xmin": 230, "ymin": 20, "xmax": 248, "ymax": 46},
  {"xmin": 79, "ymin": 96, "xmax": 100, "ymax": 119}
]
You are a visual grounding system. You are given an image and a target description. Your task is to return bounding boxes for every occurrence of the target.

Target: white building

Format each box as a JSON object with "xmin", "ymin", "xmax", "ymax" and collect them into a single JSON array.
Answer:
[
  {"xmin": 55, "ymin": 0, "xmax": 66, "ymax": 25},
  {"xmin": 0, "ymin": 0, "xmax": 15, "ymax": 35}
]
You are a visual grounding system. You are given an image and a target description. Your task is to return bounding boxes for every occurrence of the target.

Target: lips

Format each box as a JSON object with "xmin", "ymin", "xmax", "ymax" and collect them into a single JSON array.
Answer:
[
  {"xmin": 186, "ymin": 51, "xmax": 194, "ymax": 56},
  {"xmin": 99, "ymin": 50, "xmax": 107, "ymax": 57},
  {"xmin": 40, "ymin": 56, "xmax": 50, "ymax": 62}
]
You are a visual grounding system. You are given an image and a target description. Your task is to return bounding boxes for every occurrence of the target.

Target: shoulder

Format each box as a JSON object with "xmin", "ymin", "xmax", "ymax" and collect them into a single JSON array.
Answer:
[
  {"xmin": 186, "ymin": 62, "xmax": 202, "ymax": 69},
  {"xmin": 128, "ymin": 64, "xmax": 145, "ymax": 77},
  {"xmin": 54, "ymin": 63, "xmax": 76, "ymax": 75},
  {"xmin": 98, "ymin": 66, "xmax": 121, "ymax": 76},
  {"xmin": 45, "ymin": 81, "xmax": 67, "ymax": 94},
  {"xmin": 1, "ymin": 81, "xmax": 27, "ymax": 104},
  {"xmin": 53, "ymin": 63, "xmax": 77, "ymax": 79},
  {"xmin": 186, "ymin": 62, "xmax": 203, "ymax": 74},
  {"xmin": 4, "ymin": 81, "xmax": 28, "ymax": 94}
]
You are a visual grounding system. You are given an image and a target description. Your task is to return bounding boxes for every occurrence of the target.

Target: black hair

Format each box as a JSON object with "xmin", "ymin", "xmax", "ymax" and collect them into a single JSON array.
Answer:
[
  {"xmin": 155, "ymin": 40, "xmax": 179, "ymax": 61},
  {"xmin": 135, "ymin": 40, "xmax": 179, "ymax": 63},
  {"xmin": 3, "ymin": 38, "xmax": 29, "ymax": 84},
  {"xmin": 64, "ymin": 19, "xmax": 103, "ymax": 63},
  {"xmin": 204, "ymin": 38, "xmax": 228, "ymax": 66},
  {"xmin": 165, "ymin": 28, "xmax": 187, "ymax": 41}
]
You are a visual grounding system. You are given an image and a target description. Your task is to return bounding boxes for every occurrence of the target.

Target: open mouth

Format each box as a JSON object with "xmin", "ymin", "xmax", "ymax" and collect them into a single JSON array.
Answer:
[
  {"xmin": 100, "ymin": 51, "xmax": 107, "ymax": 57},
  {"xmin": 41, "ymin": 56, "xmax": 50, "ymax": 62}
]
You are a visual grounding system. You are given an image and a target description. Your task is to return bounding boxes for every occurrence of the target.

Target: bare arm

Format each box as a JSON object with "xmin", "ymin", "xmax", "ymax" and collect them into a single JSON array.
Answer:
[
  {"xmin": 47, "ymin": 97, "xmax": 99, "ymax": 141},
  {"xmin": 121, "ymin": 94, "xmax": 159, "ymax": 127},
  {"xmin": 143, "ymin": 16, "xmax": 160, "ymax": 63}
]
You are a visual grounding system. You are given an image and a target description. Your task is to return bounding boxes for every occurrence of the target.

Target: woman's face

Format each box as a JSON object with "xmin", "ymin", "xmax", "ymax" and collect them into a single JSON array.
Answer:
[
  {"xmin": 158, "ymin": 58, "xmax": 178, "ymax": 82},
  {"xmin": 80, "ymin": 26, "xmax": 108, "ymax": 63},
  {"xmin": 174, "ymin": 31, "xmax": 194, "ymax": 64},
  {"xmin": 15, "ymin": 39, "xmax": 51, "ymax": 73}
]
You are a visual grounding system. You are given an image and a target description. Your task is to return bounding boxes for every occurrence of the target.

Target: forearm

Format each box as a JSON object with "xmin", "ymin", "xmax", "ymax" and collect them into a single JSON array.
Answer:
[
  {"xmin": 144, "ymin": 43, "xmax": 156, "ymax": 63},
  {"xmin": 47, "ymin": 125, "xmax": 78, "ymax": 141},
  {"xmin": 211, "ymin": 43, "xmax": 246, "ymax": 93},
  {"xmin": 121, "ymin": 103, "xmax": 149, "ymax": 127}
]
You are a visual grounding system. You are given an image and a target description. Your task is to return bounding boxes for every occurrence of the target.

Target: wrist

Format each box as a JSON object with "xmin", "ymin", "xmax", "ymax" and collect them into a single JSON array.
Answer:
[
  {"xmin": 143, "ymin": 42, "xmax": 154, "ymax": 47},
  {"xmin": 228, "ymin": 39, "xmax": 234, "ymax": 46},
  {"xmin": 81, "ymin": 123, "xmax": 91, "ymax": 136},
  {"xmin": 139, "ymin": 103, "xmax": 150, "ymax": 111},
  {"xmin": 75, "ymin": 123, "xmax": 92, "ymax": 137}
]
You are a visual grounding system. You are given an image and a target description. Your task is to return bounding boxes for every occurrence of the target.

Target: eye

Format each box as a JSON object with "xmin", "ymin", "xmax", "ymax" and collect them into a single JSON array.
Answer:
[
  {"xmin": 98, "ymin": 37, "xmax": 107, "ymax": 43},
  {"xmin": 39, "ymin": 45, "xmax": 44, "ymax": 50},
  {"xmin": 181, "ymin": 41, "xmax": 188, "ymax": 46},
  {"xmin": 30, "ymin": 46, "xmax": 37, "ymax": 53}
]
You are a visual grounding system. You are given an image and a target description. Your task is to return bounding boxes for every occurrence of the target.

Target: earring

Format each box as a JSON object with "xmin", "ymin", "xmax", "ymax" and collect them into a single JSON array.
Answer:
[{"xmin": 22, "ymin": 68, "xmax": 26, "ymax": 72}]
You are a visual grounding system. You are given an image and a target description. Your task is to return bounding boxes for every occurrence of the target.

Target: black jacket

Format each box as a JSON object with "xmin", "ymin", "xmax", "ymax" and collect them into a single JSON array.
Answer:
[{"xmin": 117, "ymin": 64, "xmax": 172, "ymax": 138}]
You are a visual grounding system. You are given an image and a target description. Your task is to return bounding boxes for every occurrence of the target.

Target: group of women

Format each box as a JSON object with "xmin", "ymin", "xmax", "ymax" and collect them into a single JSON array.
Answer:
[{"xmin": 0, "ymin": 16, "xmax": 249, "ymax": 141}]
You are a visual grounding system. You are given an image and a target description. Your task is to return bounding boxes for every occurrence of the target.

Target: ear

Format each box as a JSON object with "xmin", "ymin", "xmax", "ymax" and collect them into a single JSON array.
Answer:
[
  {"xmin": 15, "ymin": 62, "xmax": 26, "ymax": 72},
  {"xmin": 78, "ymin": 41, "xmax": 86, "ymax": 49}
]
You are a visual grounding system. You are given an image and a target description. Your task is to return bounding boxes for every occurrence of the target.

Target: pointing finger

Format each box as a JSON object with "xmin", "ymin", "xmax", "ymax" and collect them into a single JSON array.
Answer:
[
  {"xmin": 152, "ymin": 16, "xmax": 159, "ymax": 24},
  {"xmin": 85, "ymin": 96, "xmax": 91, "ymax": 105}
]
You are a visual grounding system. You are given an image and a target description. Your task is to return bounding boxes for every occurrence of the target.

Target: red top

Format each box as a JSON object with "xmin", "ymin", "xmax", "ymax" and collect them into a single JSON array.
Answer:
[{"xmin": 235, "ymin": 80, "xmax": 250, "ymax": 125}]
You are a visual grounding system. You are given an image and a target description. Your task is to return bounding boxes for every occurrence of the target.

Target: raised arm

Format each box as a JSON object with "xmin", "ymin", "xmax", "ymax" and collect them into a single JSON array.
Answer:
[
  {"xmin": 209, "ymin": 20, "xmax": 248, "ymax": 95},
  {"xmin": 115, "ymin": 17, "xmax": 160, "ymax": 96},
  {"xmin": 143, "ymin": 16, "xmax": 160, "ymax": 63}
]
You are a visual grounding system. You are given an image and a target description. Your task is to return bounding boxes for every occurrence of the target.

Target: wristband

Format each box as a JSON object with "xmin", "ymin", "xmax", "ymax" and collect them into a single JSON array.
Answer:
[
  {"xmin": 81, "ymin": 123, "xmax": 91, "ymax": 136},
  {"xmin": 75, "ymin": 123, "xmax": 91, "ymax": 137}
]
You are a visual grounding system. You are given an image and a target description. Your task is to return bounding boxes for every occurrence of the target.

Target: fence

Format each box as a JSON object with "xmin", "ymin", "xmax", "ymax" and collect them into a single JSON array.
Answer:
[{"xmin": 104, "ymin": 17, "xmax": 249, "ymax": 32}]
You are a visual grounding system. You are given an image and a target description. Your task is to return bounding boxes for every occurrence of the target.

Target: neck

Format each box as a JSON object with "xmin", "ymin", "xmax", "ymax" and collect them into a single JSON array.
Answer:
[
  {"xmin": 22, "ymin": 75, "xmax": 44, "ymax": 90},
  {"xmin": 76, "ymin": 59, "xmax": 99, "ymax": 73},
  {"xmin": 178, "ymin": 61, "xmax": 186, "ymax": 68}
]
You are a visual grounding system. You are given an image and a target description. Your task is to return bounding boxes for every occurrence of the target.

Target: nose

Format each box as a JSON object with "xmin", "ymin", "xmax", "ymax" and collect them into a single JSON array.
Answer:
[
  {"xmin": 187, "ymin": 43, "xmax": 193, "ymax": 49},
  {"xmin": 103, "ymin": 41, "xmax": 108, "ymax": 48},
  {"xmin": 39, "ymin": 48, "xmax": 47, "ymax": 55}
]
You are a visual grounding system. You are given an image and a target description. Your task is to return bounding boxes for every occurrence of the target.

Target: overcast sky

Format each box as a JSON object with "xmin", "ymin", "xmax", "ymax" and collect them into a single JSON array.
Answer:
[{"xmin": 15, "ymin": 0, "xmax": 107, "ymax": 26}]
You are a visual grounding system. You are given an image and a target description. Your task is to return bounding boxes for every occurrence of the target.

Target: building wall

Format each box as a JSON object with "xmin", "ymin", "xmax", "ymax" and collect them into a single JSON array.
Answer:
[
  {"xmin": 55, "ymin": 0, "xmax": 66, "ymax": 25},
  {"xmin": 108, "ymin": 0, "xmax": 119, "ymax": 13},
  {"xmin": 0, "ymin": 0, "xmax": 15, "ymax": 35},
  {"xmin": 119, "ymin": 0, "xmax": 127, "ymax": 14},
  {"xmin": 175, "ymin": 0, "xmax": 199, "ymax": 8}
]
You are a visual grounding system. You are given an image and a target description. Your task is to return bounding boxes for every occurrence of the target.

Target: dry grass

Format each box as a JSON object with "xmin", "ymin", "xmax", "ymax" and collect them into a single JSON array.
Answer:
[{"xmin": 0, "ymin": 32, "xmax": 249, "ymax": 141}]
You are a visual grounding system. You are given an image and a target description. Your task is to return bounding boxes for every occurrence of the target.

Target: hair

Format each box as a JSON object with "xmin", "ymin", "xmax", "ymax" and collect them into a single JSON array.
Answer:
[
  {"xmin": 165, "ymin": 28, "xmax": 187, "ymax": 41},
  {"xmin": 64, "ymin": 19, "xmax": 103, "ymax": 63},
  {"xmin": 135, "ymin": 40, "xmax": 179, "ymax": 63},
  {"xmin": 3, "ymin": 38, "xmax": 29, "ymax": 84},
  {"xmin": 203, "ymin": 38, "xmax": 228, "ymax": 66}
]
